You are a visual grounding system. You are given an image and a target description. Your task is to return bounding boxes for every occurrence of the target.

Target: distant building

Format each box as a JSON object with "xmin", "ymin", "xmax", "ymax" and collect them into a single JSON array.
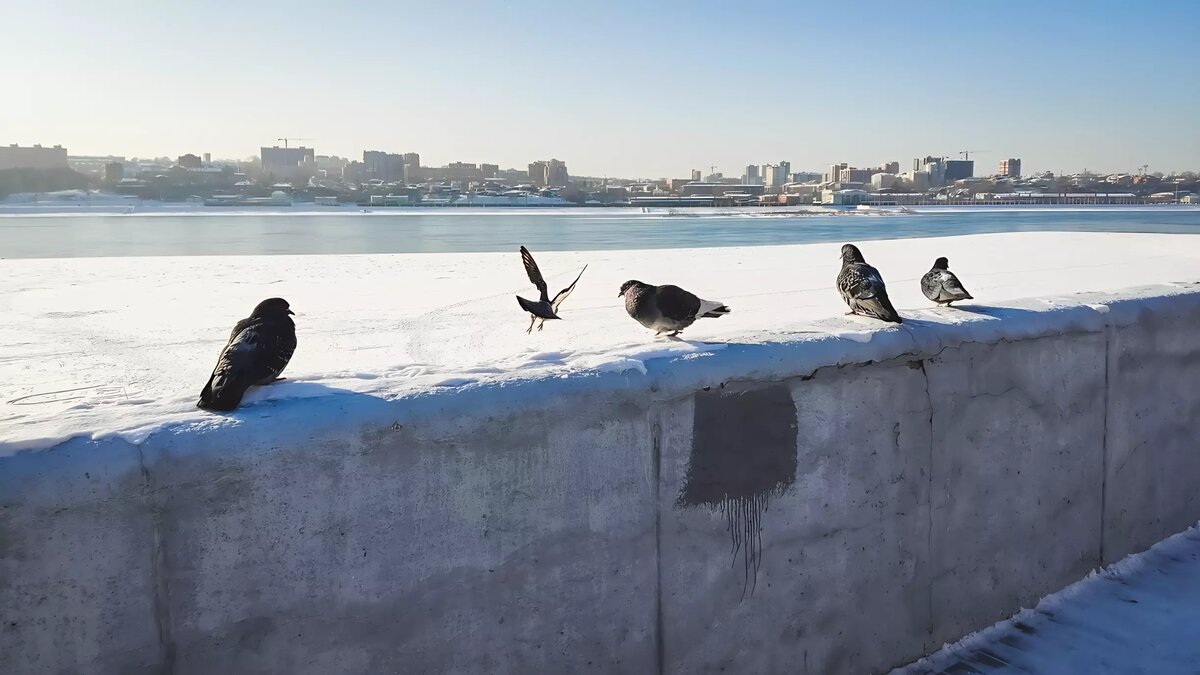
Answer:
[
  {"xmin": 666, "ymin": 178, "xmax": 695, "ymax": 193},
  {"xmin": 528, "ymin": 161, "xmax": 547, "ymax": 186},
  {"xmin": 944, "ymin": 160, "xmax": 974, "ymax": 182},
  {"xmin": 104, "ymin": 162, "xmax": 124, "ymax": 183},
  {"xmin": 743, "ymin": 164, "xmax": 761, "ymax": 185},
  {"xmin": 343, "ymin": 161, "xmax": 366, "ymax": 183},
  {"xmin": 904, "ymin": 170, "xmax": 932, "ymax": 191},
  {"xmin": 791, "ymin": 171, "xmax": 822, "ymax": 183},
  {"xmin": 203, "ymin": 153, "xmax": 211, "ymax": 164},
  {"xmin": 0, "ymin": 143, "xmax": 68, "ymax": 170},
  {"xmin": 403, "ymin": 152, "xmax": 422, "ymax": 181},
  {"xmin": 838, "ymin": 167, "xmax": 874, "ymax": 184},
  {"xmin": 315, "ymin": 155, "xmax": 348, "ymax": 179},
  {"xmin": 261, "ymin": 146, "xmax": 315, "ymax": 181},
  {"xmin": 545, "ymin": 159, "xmax": 568, "ymax": 187},
  {"xmin": 177, "ymin": 154, "xmax": 202, "ymax": 168},
  {"xmin": 481, "ymin": 163, "xmax": 499, "ymax": 179},
  {"xmin": 762, "ymin": 162, "xmax": 790, "ymax": 188},
  {"xmin": 880, "ymin": 161, "xmax": 900, "ymax": 174},
  {"xmin": 363, "ymin": 150, "xmax": 406, "ymax": 182},
  {"xmin": 826, "ymin": 163, "xmax": 848, "ymax": 183},
  {"xmin": 871, "ymin": 173, "xmax": 898, "ymax": 190},
  {"xmin": 999, "ymin": 158, "xmax": 1022, "ymax": 178},
  {"xmin": 691, "ymin": 169, "xmax": 702, "ymax": 181},
  {"xmin": 682, "ymin": 182, "xmax": 766, "ymax": 197}
]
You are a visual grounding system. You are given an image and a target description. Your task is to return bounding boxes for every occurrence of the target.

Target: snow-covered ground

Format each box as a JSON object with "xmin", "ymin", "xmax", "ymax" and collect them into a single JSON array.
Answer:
[
  {"xmin": 2, "ymin": 231, "xmax": 1200, "ymax": 454},
  {"xmin": 894, "ymin": 524, "xmax": 1200, "ymax": 674}
]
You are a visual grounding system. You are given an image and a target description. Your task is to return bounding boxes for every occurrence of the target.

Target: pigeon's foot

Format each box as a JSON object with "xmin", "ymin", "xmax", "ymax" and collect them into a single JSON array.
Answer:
[{"xmin": 536, "ymin": 321, "xmax": 545, "ymax": 332}]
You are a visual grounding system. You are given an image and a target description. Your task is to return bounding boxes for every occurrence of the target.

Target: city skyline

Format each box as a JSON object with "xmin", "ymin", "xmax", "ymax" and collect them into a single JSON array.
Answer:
[{"xmin": 3, "ymin": 1, "xmax": 1198, "ymax": 177}]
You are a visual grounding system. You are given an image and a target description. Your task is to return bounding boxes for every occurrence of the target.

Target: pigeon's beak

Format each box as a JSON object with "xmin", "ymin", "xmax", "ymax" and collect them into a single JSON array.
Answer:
[{"xmin": 287, "ymin": 309, "xmax": 295, "ymax": 315}]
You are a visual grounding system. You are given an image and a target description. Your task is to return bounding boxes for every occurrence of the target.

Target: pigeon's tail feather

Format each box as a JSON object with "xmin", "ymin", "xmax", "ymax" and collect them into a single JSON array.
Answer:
[
  {"xmin": 698, "ymin": 299, "xmax": 731, "ymax": 319},
  {"xmin": 857, "ymin": 295, "xmax": 902, "ymax": 323},
  {"xmin": 197, "ymin": 369, "xmax": 253, "ymax": 411}
]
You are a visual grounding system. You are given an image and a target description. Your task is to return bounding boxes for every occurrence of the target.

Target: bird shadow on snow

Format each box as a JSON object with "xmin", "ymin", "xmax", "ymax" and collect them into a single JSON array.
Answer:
[{"xmin": 230, "ymin": 379, "xmax": 390, "ymax": 415}]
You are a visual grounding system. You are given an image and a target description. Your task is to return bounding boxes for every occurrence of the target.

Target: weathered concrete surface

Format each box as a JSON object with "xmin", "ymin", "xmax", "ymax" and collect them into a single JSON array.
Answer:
[
  {"xmin": 4, "ymin": 288, "xmax": 1200, "ymax": 674},
  {"xmin": 1103, "ymin": 296, "xmax": 1200, "ymax": 563},
  {"xmin": 658, "ymin": 366, "xmax": 933, "ymax": 674},
  {"xmin": 926, "ymin": 334, "xmax": 1107, "ymax": 647}
]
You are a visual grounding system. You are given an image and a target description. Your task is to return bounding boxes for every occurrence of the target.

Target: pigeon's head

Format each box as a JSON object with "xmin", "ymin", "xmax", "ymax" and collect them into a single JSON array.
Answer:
[
  {"xmin": 618, "ymin": 280, "xmax": 645, "ymax": 298},
  {"xmin": 932, "ymin": 256, "xmax": 949, "ymax": 270},
  {"xmin": 250, "ymin": 297, "xmax": 295, "ymax": 318},
  {"xmin": 840, "ymin": 244, "xmax": 865, "ymax": 264}
]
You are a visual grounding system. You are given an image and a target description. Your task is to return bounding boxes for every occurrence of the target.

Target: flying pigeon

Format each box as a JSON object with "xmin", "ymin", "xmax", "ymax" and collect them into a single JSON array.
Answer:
[
  {"xmin": 921, "ymin": 256, "xmax": 974, "ymax": 306},
  {"xmin": 516, "ymin": 246, "xmax": 587, "ymax": 333},
  {"xmin": 837, "ymin": 244, "xmax": 902, "ymax": 323},
  {"xmin": 197, "ymin": 297, "xmax": 297, "ymax": 411},
  {"xmin": 619, "ymin": 280, "xmax": 730, "ymax": 337}
]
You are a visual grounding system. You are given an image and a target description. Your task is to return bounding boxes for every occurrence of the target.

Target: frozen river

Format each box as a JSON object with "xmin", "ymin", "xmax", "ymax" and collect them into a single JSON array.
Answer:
[{"xmin": 1, "ymin": 206, "xmax": 1198, "ymax": 258}]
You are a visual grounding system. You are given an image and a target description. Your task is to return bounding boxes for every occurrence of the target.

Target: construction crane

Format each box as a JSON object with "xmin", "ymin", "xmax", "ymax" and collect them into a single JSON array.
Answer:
[
  {"xmin": 958, "ymin": 150, "xmax": 990, "ymax": 160},
  {"xmin": 276, "ymin": 137, "xmax": 312, "ymax": 149},
  {"xmin": 1138, "ymin": 164, "xmax": 1149, "ymax": 176}
]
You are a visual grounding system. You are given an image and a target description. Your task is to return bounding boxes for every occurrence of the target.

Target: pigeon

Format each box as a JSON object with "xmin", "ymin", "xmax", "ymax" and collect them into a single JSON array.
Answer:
[
  {"xmin": 197, "ymin": 297, "xmax": 297, "ymax": 412},
  {"xmin": 836, "ymin": 244, "xmax": 902, "ymax": 323},
  {"xmin": 516, "ymin": 246, "xmax": 587, "ymax": 333},
  {"xmin": 921, "ymin": 256, "xmax": 974, "ymax": 306},
  {"xmin": 619, "ymin": 280, "xmax": 730, "ymax": 337}
]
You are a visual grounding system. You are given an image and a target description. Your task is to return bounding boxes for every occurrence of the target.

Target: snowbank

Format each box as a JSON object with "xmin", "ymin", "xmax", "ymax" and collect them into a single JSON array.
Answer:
[
  {"xmin": 3, "ymin": 231, "xmax": 1200, "ymax": 454},
  {"xmin": 4, "ymin": 232, "xmax": 1200, "ymax": 674}
]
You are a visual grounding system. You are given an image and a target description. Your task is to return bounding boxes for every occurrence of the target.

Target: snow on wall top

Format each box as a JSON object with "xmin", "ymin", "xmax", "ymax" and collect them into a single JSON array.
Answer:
[{"xmin": 2, "ymin": 231, "xmax": 1199, "ymax": 454}]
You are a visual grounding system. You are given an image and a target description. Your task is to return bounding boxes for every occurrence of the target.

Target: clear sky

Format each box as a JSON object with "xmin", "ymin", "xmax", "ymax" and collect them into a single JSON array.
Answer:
[{"xmin": 3, "ymin": 0, "xmax": 1198, "ymax": 178}]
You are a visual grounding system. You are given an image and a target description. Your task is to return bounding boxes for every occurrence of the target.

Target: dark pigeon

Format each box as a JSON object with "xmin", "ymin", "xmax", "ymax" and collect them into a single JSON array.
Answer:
[
  {"xmin": 921, "ymin": 256, "xmax": 973, "ymax": 306},
  {"xmin": 836, "ymin": 244, "xmax": 902, "ymax": 323},
  {"xmin": 516, "ymin": 246, "xmax": 587, "ymax": 333},
  {"xmin": 197, "ymin": 297, "xmax": 297, "ymax": 411},
  {"xmin": 619, "ymin": 280, "xmax": 730, "ymax": 337}
]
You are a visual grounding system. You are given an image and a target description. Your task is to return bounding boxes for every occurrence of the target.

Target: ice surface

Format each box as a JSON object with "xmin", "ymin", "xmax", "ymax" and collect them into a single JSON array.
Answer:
[
  {"xmin": 893, "ymin": 523, "xmax": 1200, "ymax": 674},
  {"xmin": 2, "ymin": 231, "xmax": 1200, "ymax": 453}
]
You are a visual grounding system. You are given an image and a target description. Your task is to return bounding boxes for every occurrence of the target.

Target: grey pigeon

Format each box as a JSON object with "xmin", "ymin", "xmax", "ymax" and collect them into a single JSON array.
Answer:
[
  {"xmin": 198, "ymin": 297, "xmax": 297, "ymax": 411},
  {"xmin": 921, "ymin": 256, "xmax": 973, "ymax": 306},
  {"xmin": 515, "ymin": 246, "xmax": 587, "ymax": 333},
  {"xmin": 836, "ymin": 244, "xmax": 902, "ymax": 323},
  {"xmin": 619, "ymin": 280, "xmax": 730, "ymax": 337}
]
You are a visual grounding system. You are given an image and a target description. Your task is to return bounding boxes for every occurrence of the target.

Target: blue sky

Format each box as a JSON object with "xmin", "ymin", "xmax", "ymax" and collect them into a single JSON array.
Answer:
[{"xmin": 2, "ymin": 0, "xmax": 1197, "ymax": 177}]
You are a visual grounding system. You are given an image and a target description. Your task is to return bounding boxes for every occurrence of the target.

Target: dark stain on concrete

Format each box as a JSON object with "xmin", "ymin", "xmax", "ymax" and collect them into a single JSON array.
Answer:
[{"xmin": 679, "ymin": 384, "xmax": 798, "ymax": 595}]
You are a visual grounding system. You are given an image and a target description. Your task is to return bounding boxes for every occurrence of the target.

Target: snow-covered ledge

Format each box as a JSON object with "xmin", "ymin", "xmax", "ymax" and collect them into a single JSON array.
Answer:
[{"xmin": 4, "ymin": 234, "xmax": 1200, "ymax": 674}]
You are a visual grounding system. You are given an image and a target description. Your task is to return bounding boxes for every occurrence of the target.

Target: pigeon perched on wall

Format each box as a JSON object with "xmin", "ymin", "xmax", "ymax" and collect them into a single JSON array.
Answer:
[
  {"xmin": 836, "ymin": 244, "xmax": 902, "ymax": 323},
  {"xmin": 619, "ymin": 280, "xmax": 730, "ymax": 337},
  {"xmin": 197, "ymin": 297, "xmax": 297, "ymax": 412},
  {"xmin": 516, "ymin": 246, "xmax": 587, "ymax": 333},
  {"xmin": 921, "ymin": 256, "xmax": 974, "ymax": 306}
]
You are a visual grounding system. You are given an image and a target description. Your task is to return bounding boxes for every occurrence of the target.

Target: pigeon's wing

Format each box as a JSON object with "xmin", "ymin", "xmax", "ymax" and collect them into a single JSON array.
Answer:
[
  {"xmin": 942, "ymin": 270, "xmax": 972, "ymax": 298},
  {"xmin": 920, "ymin": 270, "xmax": 940, "ymax": 299},
  {"xmin": 251, "ymin": 319, "xmax": 297, "ymax": 384},
  {"xmin": 199, "ymin": 321, "xmax": 266, "ymax": 411},
  {"xmin": 520, "ymin": 246, "xmax": 549, "ymax": 303},
  {"xmin": 228, "ymin": 316, "xmax": 254, "ymax": 343},
  {"xmin": 654, "ymin": 285, "xmax": 703, "ymax": 322},
  {"xmin": 550, "ymin": 264, "xmax": 587, "ymax": 313},
  {"xmin": 839, "ymin": 264, "xmax": 879, "ymax": 300}
]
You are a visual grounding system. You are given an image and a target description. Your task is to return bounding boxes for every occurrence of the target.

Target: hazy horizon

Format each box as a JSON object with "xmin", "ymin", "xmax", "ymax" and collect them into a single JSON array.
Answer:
[{"xmin": 3, "ymin": 0, "xmax": 1198, "ymax": 178}]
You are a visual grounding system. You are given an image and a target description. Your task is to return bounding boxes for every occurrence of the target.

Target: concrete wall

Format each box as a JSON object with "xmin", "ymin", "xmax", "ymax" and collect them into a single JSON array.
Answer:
[{"xmin": 4, "ymin": 287, "xmax": 1200, "ymax": 674}]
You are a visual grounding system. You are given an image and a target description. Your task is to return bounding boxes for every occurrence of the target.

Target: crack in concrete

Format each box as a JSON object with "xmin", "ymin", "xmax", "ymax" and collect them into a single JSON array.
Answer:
[
  {"xmin": 136, "ymin": 445, "xmax": 176, "ymax": 674},
  {"xmin": 651, "ymin": 420, "xmax": 664, "ymax": 675},
  {"xmin": 1100, "ymin": 324, "xmax": 1113, "ymax": 565},
  {"xmin": 917, "ymin": 358, "xmax": 936, "ymax": 648}
]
